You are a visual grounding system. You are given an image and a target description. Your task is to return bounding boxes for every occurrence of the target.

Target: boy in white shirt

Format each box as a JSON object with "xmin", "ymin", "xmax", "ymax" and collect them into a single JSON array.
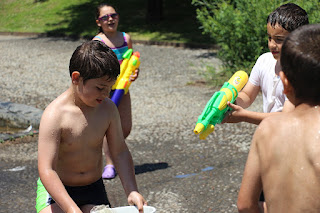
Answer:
[{"xmin": 223, "ymin": 3, "xmax": 309, "ymax": 125}]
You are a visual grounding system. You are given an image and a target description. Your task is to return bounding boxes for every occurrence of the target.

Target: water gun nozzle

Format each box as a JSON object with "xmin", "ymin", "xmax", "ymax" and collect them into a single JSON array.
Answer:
[{"xmin": 194, "ymin": 123, "xmax": 205, "ymax": 135}]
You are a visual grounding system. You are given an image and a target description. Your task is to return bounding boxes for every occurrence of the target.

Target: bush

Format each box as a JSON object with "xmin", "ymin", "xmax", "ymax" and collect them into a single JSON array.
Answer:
[{"xmin": 192, "ymin": 0, "xmax": 320, "ymax": 80}]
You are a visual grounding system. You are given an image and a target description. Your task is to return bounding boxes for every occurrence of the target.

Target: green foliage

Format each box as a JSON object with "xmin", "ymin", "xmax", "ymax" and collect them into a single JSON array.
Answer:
[
  {"xmin": 201, "ymin": 65, "xmax": 232, "ymax": 86},
  {"xmin": 192, "ymin": 0, "xmax": 320, "ymax": 79}
]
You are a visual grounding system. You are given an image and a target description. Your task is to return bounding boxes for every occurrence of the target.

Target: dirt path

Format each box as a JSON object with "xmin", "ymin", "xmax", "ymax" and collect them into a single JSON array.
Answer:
[{"xmin": 0, "ymin": 35, "xmax": 262, "ymax": 213}]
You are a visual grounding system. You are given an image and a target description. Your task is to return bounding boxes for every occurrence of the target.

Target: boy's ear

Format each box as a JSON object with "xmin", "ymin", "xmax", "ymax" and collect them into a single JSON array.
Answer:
[
  {"xmin": 71, "ymin": 71, "xmax": 81, "ymax": 85},
  {"xmin": 279, "ymin": 71, "xmax": 293, "ymax": 95}
]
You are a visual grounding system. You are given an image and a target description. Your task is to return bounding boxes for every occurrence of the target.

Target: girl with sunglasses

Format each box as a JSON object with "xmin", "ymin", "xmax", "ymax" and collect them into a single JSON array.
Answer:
[{"xmin": 93, "ymin": 3, "xmax": 139, "ymax": 180}]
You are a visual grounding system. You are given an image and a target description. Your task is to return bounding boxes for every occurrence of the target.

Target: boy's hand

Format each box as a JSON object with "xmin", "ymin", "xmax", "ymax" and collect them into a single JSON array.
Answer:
[
  {"xmin": 128, "ymin": 191, "xmax": 147, "ymax": 212},
  {"xmin": 129, "ymin": 68, "xmax": 140, "ymax": 82},
  {"xmin": 222, "ymin": 101, "xmax": 248, "ymax": 123}
]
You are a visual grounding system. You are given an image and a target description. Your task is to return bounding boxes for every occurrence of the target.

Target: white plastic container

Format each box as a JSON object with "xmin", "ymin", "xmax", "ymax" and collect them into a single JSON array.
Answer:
[
  {"xmin": 90, "ymin": 205, "xmax": 156, "ymax": 213},
  {"xmin": 111, "ymin": 206, "xmax": 156, "ymax": 213}
]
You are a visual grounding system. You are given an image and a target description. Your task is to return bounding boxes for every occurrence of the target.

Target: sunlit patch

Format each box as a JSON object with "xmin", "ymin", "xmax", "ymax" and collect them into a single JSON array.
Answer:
[{"xmin": 4, "ymin": 166, "xmax": 26, "ymax": 172}]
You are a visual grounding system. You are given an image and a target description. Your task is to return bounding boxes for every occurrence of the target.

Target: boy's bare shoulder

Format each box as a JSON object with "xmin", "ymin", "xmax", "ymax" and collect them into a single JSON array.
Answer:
[
  {"xmin": 255, "ymin": 106, "xmax": 320, "ymax": 149},
  {"xmin": 256, "ymin": 112, "xmax": 288, "ymax": 134},
  {"xmin": 42, "ymin": 91, "xmax": 69, "ymax": 119},
  {"xmin": 253, "ymin": 112, "xmax": 293, "ymax": 147},
  {"xmin": 40, "ymin": 90, "xmax": 119, "ymax": 138},
  {"xmin": 97, "ymin": 98, "xmax": 119, "ymax": 118},
  {"xmin": 38, "ymin": 90, "xmax": 74, "ymax": 137}
]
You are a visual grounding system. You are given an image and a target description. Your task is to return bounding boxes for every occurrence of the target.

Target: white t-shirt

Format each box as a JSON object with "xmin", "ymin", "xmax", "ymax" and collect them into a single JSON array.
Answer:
[{"xmin": 249, "ymin": 52, "xmax": 286, "ymax": 113}]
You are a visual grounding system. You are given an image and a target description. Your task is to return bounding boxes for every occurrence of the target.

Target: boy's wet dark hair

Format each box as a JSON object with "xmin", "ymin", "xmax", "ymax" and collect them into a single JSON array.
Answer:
[
  {"xmin": 281, "ymin": 24, "xmax": 320, "ymax": 104},
  {"xmin": 267, "ymin": 3, "xmax": 309, "ymax": 32},
  {"xmin": 69, "ymin": 40, "xmax": 120, "ymax": 83}
]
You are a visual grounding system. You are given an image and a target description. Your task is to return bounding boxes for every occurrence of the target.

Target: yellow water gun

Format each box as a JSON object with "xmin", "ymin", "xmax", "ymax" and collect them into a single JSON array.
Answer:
[{"xmin": 111, "ymin": 49, "xmax": 140, "ymax": 106}]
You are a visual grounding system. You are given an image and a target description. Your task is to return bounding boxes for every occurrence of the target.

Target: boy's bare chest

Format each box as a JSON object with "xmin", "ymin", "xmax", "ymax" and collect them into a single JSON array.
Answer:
[{"xmin": 60, "ymin": 111, "xmax": 108, "ymax": 146}]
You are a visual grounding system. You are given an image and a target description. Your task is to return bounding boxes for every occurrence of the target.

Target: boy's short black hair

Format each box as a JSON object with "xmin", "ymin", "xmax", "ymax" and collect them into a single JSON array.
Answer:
[
  {"xmin": 267, "ymin": 3, "xmax": 309, "ymax": 32},
  {"xmin": 281, "ymin": 24, "xmax": 320, "ymax": 104},
  {"xmin": 69, "ymin": 40, "xmax": 120, "ymax": 83}
]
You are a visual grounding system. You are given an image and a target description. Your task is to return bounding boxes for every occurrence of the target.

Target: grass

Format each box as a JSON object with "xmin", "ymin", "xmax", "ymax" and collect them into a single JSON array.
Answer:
[{"xmin": 0, "ymin": 0, "xmax": 215, "ymax": 45}]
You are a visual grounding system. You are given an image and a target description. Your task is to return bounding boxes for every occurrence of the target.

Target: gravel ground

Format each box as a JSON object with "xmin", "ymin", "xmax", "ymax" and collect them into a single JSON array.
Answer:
[{"xmin": 0, "ymin": 35, "xmax": 262, "ymax": 213}]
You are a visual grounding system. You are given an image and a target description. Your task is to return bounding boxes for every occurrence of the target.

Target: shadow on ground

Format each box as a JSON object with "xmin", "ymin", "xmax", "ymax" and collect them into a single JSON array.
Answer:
[
  {"xmin": 42, "ymin": 0, "xmax": 214, "ymax": 44},
  {"xmin": 135, "ymin": 162, "xmax": 169, "ymax": 175}
]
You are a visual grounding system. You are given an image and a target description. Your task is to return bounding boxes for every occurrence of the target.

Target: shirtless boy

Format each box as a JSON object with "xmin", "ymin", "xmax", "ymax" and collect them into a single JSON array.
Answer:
[
  {"xmin": 35, "ymin": 41, "xmax": 146, "ymax": 213},
  {"xmin": 237, "ymin": 24, "xmax": 320, "ymax": 213}
]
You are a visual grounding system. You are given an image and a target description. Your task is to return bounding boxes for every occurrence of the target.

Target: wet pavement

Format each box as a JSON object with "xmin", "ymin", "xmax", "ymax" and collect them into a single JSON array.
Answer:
[{"xmin": 0, "ymin": 35, "xmax": 262, "ymax": 213}]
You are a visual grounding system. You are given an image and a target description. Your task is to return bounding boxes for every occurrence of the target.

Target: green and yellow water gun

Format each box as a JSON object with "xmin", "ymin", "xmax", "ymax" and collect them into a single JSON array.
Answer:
[{"xmin": 194, "ymin": 70, "xmax": 248, "ymax": 140}]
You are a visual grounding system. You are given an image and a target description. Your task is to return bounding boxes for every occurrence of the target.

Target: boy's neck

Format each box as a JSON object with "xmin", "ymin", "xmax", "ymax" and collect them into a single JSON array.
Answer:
[
  {"xmin": 295, "ymin": 102, "xmax": 320, "ymax": 111},
  {"xmin": 68, "ymin": 87, "xmax": 97, "ymax": 111},
  {"xmin": 289, "ymin": 96, "xmax": 320, "ymax": 109}
]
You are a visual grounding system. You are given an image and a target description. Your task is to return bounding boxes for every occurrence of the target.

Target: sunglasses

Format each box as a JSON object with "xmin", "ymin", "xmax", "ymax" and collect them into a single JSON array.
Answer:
[{"xmin": 98, "ymin": 13, "xmax": 118, "ymax": 21}]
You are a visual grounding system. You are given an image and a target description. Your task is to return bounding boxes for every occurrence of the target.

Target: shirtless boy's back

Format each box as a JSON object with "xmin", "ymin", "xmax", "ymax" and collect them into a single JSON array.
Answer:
[
  {"xmin": 253, "ymin": 107, "xmax": 320, "ymax": 212},
  {"xmin": 36, "ymin": 41, "xmax": 146, "ymax": 213},
  {"xmin": 238, "ymin": 24, "xmax": 320, "ymax": 213}
]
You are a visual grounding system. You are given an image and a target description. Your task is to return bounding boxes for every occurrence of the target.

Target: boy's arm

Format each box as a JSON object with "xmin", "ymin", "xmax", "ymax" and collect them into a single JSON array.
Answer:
[
  {"xmin": 222, "ymin": 82, "xmax": 262, "ymax": 124},
  {"xmin": 223, "ymin": 80, "xmax": 295, "ymax": 124},
  {"xmin": 38, "ymin": 108, "xmax": 81, "ymax": 213},
  {"xmin": 237, "ymin": 128, "xmax": 263, "ymax": 213},
  {"xmin": 224, "ymin": 99, "xmax": 294, "ymax": 125},
  {"xmin": 236, "ymin": 82, "xmax": 260, "ymax": 109},
  {"xmin": 106, "ymin": 103, "xmax": 147, "ymax": 211}
]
